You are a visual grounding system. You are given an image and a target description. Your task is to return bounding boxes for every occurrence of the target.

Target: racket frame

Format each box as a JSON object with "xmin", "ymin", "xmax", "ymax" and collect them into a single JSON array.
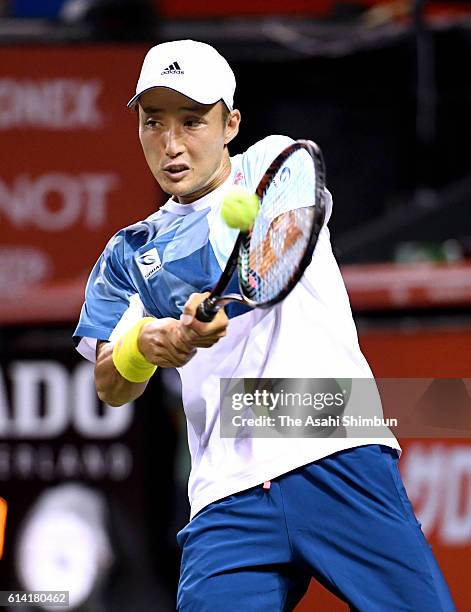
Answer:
[{"xmin": 196, "ymin": 139, "xmax": 326, "ymax": 322}]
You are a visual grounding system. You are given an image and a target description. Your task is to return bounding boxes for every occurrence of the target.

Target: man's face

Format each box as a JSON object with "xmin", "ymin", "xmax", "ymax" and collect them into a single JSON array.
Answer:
[{"xmin": 138, "ymin": 88, "xmax": 240, "ymax": 203}]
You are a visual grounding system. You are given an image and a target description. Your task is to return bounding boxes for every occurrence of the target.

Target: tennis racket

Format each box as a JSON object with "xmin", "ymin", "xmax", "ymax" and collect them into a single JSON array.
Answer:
[{"xmin": 196, "ymin": 139, "xmax": 326, "ymax": 322}]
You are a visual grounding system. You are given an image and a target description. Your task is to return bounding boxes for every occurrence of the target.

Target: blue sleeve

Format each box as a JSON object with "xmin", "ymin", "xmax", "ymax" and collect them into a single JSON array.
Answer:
[{"xmin": 73, "ymin": 231, "xmax": 138, "ymax": 345}]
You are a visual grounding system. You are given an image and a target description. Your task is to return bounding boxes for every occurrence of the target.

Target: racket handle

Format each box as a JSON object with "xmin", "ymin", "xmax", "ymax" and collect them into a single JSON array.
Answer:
[{"xmin": 195, "ymin": 297, "xmax": 220, "ymax": 322}]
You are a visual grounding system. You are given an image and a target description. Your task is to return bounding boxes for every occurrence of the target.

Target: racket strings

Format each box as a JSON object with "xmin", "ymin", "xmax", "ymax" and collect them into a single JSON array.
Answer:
[{"xmin": 240, "ymin": 148, "xmax": 317, "ymax": 303}]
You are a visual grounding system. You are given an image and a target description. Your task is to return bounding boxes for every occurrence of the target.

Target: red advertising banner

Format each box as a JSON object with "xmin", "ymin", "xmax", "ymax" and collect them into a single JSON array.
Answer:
[
  {"xmin": 158, "ymin": 0, "xmax": 334, "ymax": 18},
  {"xmin": 0, "ymin": 45, "xmax": 160, "ymax": 320},
  {"xmin": 343, "ymin": 262, "xmax": 471, "ymax": 311},
  {"xmin": 157, "ymin": 0, "xmax": 471, "ymax": 19}
]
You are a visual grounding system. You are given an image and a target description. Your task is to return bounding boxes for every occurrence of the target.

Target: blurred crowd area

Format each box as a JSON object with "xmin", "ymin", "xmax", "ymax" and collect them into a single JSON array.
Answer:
[{"xmin": 0, "ymin": 0, "xmax": 151, "ymax": 20}]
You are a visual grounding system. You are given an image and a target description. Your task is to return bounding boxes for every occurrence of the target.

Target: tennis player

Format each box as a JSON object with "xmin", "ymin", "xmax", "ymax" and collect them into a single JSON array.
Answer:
[{"xmin": 74, "ymin": 40, "xmax": 455, "ymax": 611}]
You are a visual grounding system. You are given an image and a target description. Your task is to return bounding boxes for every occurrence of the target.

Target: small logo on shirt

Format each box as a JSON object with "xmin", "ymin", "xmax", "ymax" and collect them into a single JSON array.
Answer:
[
  {"xmin": 136, "ymin": 248, "xmax": 161, "ymax": 280},
  {"xmin": 161, "ymin": 61, "xmax": 184, "ymax": 75},
  {"xmin": 234, "ymin": 170, "xmax": 245, "ymax": 185}
]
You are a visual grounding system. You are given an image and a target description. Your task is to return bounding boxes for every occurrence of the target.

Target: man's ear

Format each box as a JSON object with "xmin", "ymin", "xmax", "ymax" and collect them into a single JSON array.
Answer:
[{"xmin": 224, "ymin": 109, "xmax": 241, "ymax": 145}]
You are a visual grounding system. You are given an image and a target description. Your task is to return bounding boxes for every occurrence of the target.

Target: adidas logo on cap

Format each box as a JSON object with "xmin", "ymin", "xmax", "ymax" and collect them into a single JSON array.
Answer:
[{"xmin": 161, "ymin": 61, "xmax": 184, "ymax": 75}]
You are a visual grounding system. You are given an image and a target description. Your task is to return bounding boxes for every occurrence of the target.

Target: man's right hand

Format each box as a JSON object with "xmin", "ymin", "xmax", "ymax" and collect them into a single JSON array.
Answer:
[
  {"xmin": 138, "ymin": 293, "xmax": 229, "ymax": 368},
  {"xmin": 95, "ymin": 317, "xmax": 197, "ymax": 405},
  {"xmin": 95, "ymin": 296, "xmax": 229, "ymax": 406},
  {"xmin": 138, "ymin": 317, "xmax": 197, "ymax": 368}
]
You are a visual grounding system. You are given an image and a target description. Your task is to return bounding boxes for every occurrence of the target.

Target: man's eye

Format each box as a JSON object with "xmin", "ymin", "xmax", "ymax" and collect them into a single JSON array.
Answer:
[
  {"xmin": 145, "ymin": 119, "xmax": 159, "ymax": 127},
  {"xmin": 186, "ymin": 119, "xmax": 202, "ymax": 127}
]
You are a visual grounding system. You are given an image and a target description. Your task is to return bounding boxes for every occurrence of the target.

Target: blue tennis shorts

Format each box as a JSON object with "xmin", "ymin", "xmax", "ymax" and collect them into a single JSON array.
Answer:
[{"xmin": 177, "ymin": 445, "xmax": 455, "ymax": 611}]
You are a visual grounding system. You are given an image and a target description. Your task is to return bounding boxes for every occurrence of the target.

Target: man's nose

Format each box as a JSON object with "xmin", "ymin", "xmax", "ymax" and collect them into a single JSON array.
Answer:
[{"xmin": 164, "ymin": 125, "xmax": 184, "ymax": 158}]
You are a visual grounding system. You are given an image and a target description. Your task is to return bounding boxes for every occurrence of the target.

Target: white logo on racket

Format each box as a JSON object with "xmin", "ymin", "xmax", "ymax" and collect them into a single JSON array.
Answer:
[{"xmin": 272, "ymin": 166, "xmax": 291, "ymax": 188}]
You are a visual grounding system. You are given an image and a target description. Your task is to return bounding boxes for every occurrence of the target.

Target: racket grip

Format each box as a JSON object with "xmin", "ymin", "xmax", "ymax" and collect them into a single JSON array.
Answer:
[{"xmin": 196, "ymin": 298, "xmax": 220, "ymax": 322}]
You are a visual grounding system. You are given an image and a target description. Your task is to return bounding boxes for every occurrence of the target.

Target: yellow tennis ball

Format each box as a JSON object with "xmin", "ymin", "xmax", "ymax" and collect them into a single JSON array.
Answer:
[{"xmin": 221, "ymin": 187, "xmax": 260, "ymax": 231}]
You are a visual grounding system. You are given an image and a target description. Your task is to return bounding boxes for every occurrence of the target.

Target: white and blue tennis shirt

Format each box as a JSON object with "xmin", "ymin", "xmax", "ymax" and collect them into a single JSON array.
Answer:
[{"xmin": 74, "ymin": 135, "xmax": 400, "ymax": 519}]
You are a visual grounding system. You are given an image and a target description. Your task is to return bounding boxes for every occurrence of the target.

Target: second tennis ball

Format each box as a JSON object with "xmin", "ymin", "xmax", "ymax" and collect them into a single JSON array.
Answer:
[{"xmin": 221, "ymin": 186, "xmax": 260, "ymax": 232}]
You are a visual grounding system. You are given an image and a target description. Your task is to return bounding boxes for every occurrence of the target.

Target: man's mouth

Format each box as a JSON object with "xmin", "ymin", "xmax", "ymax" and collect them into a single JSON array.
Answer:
[{"xmin": 162, "ymin": 164, "xmax": 190, "ymax": 181}]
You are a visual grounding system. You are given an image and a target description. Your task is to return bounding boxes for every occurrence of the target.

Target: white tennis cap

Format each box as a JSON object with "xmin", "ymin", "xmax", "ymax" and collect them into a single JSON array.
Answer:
[{"xmin": 127, "ymin": 40, "xmax": 236, "ymax": 110}]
